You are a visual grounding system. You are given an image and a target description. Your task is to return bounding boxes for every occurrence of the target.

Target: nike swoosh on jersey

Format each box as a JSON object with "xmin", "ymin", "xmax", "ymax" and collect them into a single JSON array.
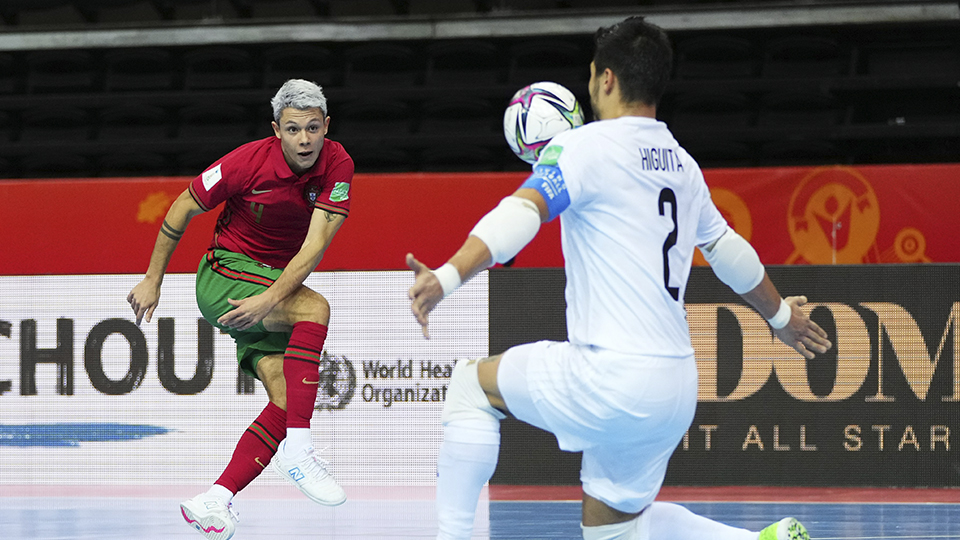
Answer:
[{"xmin": 251, "ymin": 189, "xmax": 272, "ymax": 194}]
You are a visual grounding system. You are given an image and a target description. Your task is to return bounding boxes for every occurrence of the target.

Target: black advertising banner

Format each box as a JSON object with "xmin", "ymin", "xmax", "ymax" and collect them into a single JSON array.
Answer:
[{"xmin": 490, "ymin": 265, "xmax": 960, "ymax": 487}]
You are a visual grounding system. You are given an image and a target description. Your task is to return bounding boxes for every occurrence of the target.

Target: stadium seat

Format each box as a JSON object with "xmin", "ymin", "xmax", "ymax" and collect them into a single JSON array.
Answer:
[
  {"xmin": 99, "ymin": 151, "xmax": 171, "ymax": 177},
  {"xmin": 104, "ymin": 48, "xmax": 176, "ymax": 91},
  {"xmin": 20, "ymin": 153, "xmax": 92, "ymax": 178},
  {"xmin": 852, "ymin": 89, "xmax": 958, "ymax": 126},
  {"xmin": 0, "ymin": 156, "xmax": 13, "ymax": 179},
  {"xmin": 424, "ymin": 40, "xmax": 502, "ymax": 87},
  {"xmin": 680, "ymin": 138, "xmax": 753, "ymax": 168},
  {"xmin": 73, "ymin": 0, "xmax": 161, "ymax": 23},
  {"xmin": 176, "ymin": 144, "xmax": 239, "ymax": 176},
  {"xmin": 262, "ymin": 44, "xmax": 339, "ymax": 89},
  {"xmin": 669, "ymin": 92, "xmax": 752, "ymax": 131},
  {"xmin": 421, "ymin": 145, "xmax": 498, "ymax": 172},
  {"xmin": 675, "ymin": 35, "xmax": 756, "ymax": 79},
  {"xmin": 757, "ymin": 91, "xmax": 841, "ymax": 128},
  {"xmin": 156, "ymin": 0, "xmax": 239, "ymax": 20},
  {"xmin": 333, "ymin": 99, "xmax": 412, "ymax": 137},
  {"xmin": 761, "ymin": 139, "xmax": 841, "ymax": 166},
  {"xmin": 863, "ymin": 42, "xmax": 959, "ymax": 78},
  {"xmin": 761, "ymin": 36, "xmax": 847, "ymax": 78},
  {"xmin": 25, "ymin": 50, "xmax": 96, "ymax": 93},
  {"xmin": 19, "ymin": 106, "xmax": 93, "ymax": 142},
  {"xmin": 183, "ymin": 47, "xmax": 257, "ymax": 90},
  {"xmin": 0, "ymin": 110, "xmax": 13, "ymax": 142},
  {"xmin": 177, "ymin": 103, "xmax": 254, "ymax": 139},
  {"xmin": 0, "ymin": 53, "xmax": 17, "ymax": 94},
  {"xmin": 507, "ymin": 39, "xmax": 587, "ymax": 88},
  {"xmin": 0, "ymin": 0, "xmax": 83, "ymax": 26},
  {"xmin": 237, "ymin": 0, "xmax": 324, "ymax": 18},
  {"xmin": 347, "ymin": 145, "xmax": 415, "ymax": 173},
  {"xmin": 98, "ymin": 105, "xmax": 171, "ymax": 141},
  {"xmin": 343, "ymin": 43, "xmax": 419, "ymax": 87},
  {"xmin": 419, "ymin": 98, "xmax": 498, "ymax": 134}
]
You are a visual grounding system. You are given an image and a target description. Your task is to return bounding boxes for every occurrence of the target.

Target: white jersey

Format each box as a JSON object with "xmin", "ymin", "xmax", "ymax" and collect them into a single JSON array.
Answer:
[{"xmin": 532, "ymin": 116, "xmax": 727, "ymax": 356}]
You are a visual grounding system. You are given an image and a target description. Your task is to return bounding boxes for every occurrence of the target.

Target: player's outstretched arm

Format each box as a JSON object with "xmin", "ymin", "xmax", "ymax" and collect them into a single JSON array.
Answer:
[
  {"xmin": 700, "ymin": 227, "xmax": 831, "ymax": 359},
  {"xmin": 740, "ymin": 274, "xmax": 832, "ymax": 360},
  {"xmin": 128, "ymin": 189, "xmax": 205, "ymax": 325},
  {"xmin": 407, "ymin": 189, "xmax": 548, "ymax": 338}
]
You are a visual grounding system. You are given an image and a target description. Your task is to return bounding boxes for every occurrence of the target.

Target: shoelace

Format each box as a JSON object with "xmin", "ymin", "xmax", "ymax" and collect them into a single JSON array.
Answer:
[
  {"xmin": 299, "ymin": 446, "xmax": 332, "ymax": 480},
  {"xmin": 224, "ymin": 501, "xmax": 240, "ymax": 523}
]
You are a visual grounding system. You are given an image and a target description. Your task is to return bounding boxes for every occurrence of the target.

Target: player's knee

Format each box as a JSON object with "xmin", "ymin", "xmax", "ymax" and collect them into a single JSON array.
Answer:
[
  {"xmin": 442, "ymin": 358, "xmax": 506, "ymax": 427},
  {"xmin": 293, "ymin": 287, "xmax": 330, "ymax": 325}
]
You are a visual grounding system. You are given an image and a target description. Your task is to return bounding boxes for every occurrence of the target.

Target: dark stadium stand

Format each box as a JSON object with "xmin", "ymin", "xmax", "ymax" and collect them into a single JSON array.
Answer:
[{"xmin": 0, "ymin": 1, "xmax": 956, "ymax": 177}]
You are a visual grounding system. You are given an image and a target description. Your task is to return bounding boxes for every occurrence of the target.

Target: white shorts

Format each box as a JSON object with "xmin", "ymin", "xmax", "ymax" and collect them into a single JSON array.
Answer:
[{"xmin": 497, "ymin": 340, "xmax": 698, "ymax": 513}]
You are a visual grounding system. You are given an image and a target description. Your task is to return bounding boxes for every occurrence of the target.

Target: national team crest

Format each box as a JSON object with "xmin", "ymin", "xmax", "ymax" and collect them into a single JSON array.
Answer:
[{"xmin": 304, "ymin": 184, "xmax": 321, "ymax": 204}]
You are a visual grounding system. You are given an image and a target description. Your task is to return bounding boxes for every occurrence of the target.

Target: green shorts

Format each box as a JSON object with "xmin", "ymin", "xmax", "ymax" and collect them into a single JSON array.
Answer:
[{"xmin": 195, "ymin": 249, "xmax": 291, "ymax": 379}]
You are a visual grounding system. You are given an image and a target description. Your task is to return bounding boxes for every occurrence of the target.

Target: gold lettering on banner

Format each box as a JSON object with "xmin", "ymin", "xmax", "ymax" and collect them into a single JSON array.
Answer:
[
  {"xmin": 743, "ymin": 425, "xmax": 764, "ymax": 450},
  {"xmin": 899, "ymin": 426, "xmax": 920, "ymax": 451},
  {"xmin": 800, "ymin": 425, "xmax": 817, "ymax": 451},
  {"xmin": 773, "ymin": 425, "xmax": 790, "ymax": 451},
  {"xmin": 860, "ymin": 302, "xmax": 960, "ymax": 402},
  {"xmin": 682, "ymin": 430, "xmax": 689, "ymax": 450},
  {"xmin": 844, "ymin": 425, "xmax": 862, "ymax": 451},
  {"xmin": 931, "ymin": 426, "xmax": 950, "ymax": 451},
  {"xmin": 689, "ymin": 301, "xmax": 960, "ymax": 403},
  {"xmin": 690, "ymin": 303, "xmax": 871, "ymax": 402},
  {"xmin": 872, "ymin": 425, "xmax": 891, "ymax": 451},
  {"xmin": 690, "ymin": 304, "xmax": 776, "ymax": 402},
  {"xmin": 774, "ymin": 303, "xmax": 870, "ymax": 402},
  {"xmin": 700, "ymin": 425, "xmax": 718, "ymax": 450}
]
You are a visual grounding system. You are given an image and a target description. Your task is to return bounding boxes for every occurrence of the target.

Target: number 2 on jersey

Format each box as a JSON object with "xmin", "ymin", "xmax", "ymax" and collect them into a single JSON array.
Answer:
[{"xmin": 658, "ymin": 188, "xmax": 679, "ymax": 301}]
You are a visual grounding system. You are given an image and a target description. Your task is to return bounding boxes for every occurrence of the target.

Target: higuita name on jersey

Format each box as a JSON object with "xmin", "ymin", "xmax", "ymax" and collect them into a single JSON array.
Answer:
[{"xmin": 639, "ymin": 147, "xmax": 684, "ymax": 172}]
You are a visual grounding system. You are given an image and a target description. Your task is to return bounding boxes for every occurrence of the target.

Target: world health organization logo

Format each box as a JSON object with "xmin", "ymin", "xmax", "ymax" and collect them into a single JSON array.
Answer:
[{"xmin": 315, "ymin": 351, "xmax": 356, "ymax": 410}]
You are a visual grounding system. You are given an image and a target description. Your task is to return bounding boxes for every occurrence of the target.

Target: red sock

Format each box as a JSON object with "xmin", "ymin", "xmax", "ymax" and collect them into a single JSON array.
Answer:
[
  {"xmin": 215, "ymin": 402, "xmax": 286, "ymax": 493},
  {"xmin": 284, "ymin": 321, "xmax": 328, "ymax": 429}
]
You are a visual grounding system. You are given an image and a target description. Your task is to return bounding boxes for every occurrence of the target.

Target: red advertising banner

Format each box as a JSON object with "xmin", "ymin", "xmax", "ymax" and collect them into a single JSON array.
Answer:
[{"xmin": 0, "ymin": 164, "xmax": 956, "ymax": 275}]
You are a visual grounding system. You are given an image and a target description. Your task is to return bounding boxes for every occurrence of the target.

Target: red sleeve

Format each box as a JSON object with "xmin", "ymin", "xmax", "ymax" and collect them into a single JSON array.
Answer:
[
  {"xmin": 187, "ymin": 145, "xmax": 252, "ymax": 212},
  {"xmin": 313, "ymin": 145, "xmax": 354, "ymax": 217}
]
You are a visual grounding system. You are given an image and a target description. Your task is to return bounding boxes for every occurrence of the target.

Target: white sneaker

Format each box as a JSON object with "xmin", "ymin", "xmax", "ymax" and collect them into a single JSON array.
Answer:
[
  {"xmin": 180, "ymin": 493, "xmax": 239, "ymax": 540},
  {"xmin": 272, "ymin": 442, "xmax": 347, "ymax": 506}
]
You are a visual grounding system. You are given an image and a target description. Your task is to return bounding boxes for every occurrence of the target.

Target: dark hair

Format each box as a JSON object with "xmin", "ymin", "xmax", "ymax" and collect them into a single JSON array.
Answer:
[{"xmin": 593, "ymin": 16, "xmax": 673, "ymax": 106}]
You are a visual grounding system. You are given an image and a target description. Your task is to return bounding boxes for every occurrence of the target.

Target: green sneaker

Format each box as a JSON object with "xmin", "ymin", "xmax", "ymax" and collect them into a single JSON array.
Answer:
[{"xmin": 758, "ymin": 517, "xmax": 810, "ymax": 540}]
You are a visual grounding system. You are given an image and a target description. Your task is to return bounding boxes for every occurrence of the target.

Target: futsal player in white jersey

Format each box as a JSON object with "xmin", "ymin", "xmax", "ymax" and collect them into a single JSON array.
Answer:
[{"xmin": 407, "ymin": 16, "xmax": 832, "ymax": 540}]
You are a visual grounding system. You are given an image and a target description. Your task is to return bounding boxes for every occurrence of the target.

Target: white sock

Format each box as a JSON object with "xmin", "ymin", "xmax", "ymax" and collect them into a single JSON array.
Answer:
[
  {"xmin": 283, "ymin": 427, "xmax": 312, "ymax": 456},
  {"xmin": 582, "ymin": 518, "xmax": 637, "ymax": 540},
  {"xmin": 436, "ymin": 421, "xmax": 500, "ymax": 540},
  {"xmin": 207, "ymin": 483, "xmax": 234, "ymax": 504},
  {"xmin": 646, "ymin": 502, "xmax": 758, "ymax": 540}
]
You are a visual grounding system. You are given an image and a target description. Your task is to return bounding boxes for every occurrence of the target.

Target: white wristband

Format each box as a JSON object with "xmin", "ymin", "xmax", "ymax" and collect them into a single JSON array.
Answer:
[
  {"xmin": 432, "ymin": 263, "xmax": 462, "ymax": 298},
  {"xmin": 768, "ymin": 298, "xmax": 792, "ymax": 329}
]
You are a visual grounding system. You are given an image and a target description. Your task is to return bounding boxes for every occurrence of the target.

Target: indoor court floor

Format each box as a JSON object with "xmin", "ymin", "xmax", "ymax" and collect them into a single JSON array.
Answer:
[{"xmin": 2, "ymin": 486, "xmax": 958, "ymax": 539}]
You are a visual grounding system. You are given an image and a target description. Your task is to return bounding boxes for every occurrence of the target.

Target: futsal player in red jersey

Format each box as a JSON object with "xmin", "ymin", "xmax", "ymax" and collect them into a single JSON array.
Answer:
[{"xmin": 128, "ymin": 79, "xmax": 353, "ymax": 540}]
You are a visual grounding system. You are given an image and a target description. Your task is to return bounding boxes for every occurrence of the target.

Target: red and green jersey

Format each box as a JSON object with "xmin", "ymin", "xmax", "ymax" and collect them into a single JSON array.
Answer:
[{"xmin": 188, "ymin": 137, "xmax": 353, "ymax": 269}]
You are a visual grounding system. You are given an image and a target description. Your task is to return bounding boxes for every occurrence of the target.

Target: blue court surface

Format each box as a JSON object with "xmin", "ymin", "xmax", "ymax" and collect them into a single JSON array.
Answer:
[{"xmin": 2, "ymin": 492, "xmax": 959, "ymax": 539}]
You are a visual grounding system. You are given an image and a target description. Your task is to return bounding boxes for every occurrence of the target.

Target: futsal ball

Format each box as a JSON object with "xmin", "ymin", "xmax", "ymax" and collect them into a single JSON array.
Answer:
[{"xmin": 503, "ymin": 81, "xmax": 585, "ymax": 164}]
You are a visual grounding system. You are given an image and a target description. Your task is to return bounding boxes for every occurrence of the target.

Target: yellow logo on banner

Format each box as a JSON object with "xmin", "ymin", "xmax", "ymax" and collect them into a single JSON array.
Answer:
[
  {"xmin": 785, "ymin": 167, "xmax": 931, "ymax": 263},
  {"xmin": 787, "ymin": 167, "xmax": 880, "ymax": 264}
]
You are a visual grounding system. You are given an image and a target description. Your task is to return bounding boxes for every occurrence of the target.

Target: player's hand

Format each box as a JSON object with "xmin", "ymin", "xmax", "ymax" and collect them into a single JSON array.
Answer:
[
  {"xmin": 407, "ymin": 253, "xmax": 444, "ymax": 339},
  {"xmin": 218, "ymin": 294, "xmax": 275, "ymax": 331},
  {"xmin": 773, "ymin": 296, "xmax": 832, "ymax": 359},
  {"xmin": 127, "ymin": 279, "xmax": 161, "ymax": 326}
]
